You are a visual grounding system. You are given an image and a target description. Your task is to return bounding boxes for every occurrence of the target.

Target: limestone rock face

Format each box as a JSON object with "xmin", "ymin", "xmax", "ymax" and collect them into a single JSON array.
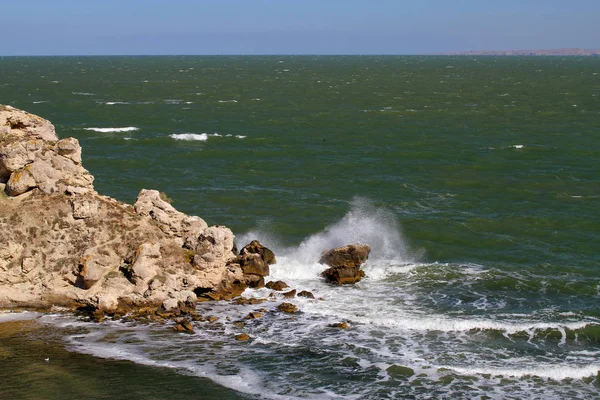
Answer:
[
  {"xmin": 319, "ymin": 244, "xmax": 371, "ymax": 284},
  {"xmin": 135, "ymin": 189, "xmax": 208, "ymax": 243},
  {"xmin": 0, "ymin": 105, "xmax": 58, "ymax": 141},
  {"xmin": 0, "ymin": 105, "xmax": 258, "ymax": 315}
]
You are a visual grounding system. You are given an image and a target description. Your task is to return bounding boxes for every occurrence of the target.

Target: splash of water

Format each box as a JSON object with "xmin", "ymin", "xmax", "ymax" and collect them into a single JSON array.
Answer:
[{"xmin": 237, "ymin": 197, "xmax": 421, "ymax": 281}]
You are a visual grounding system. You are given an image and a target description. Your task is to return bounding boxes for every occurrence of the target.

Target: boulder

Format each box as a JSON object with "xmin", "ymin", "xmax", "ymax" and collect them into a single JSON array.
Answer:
[
  {"xmin": 319, "ymin": 244, "xmax": 371, "ymax": 268},
  {"xmin": 239, "ymin": 240, "xmax": 276, "ymax": 265},
  {"xmin": 234, "ymin": 333, "xmax": 250, "ymax": 341},
  {"xmin": 266, "ymin": 280, "xmax": 289, "ymax": 291},
  {"xmin": 319, "ymin": 244, "xmax": 370, "ymax": 284},
  {"xmin": 329, "ymin": 322, "xmax": 349, "ymax": 329},
  {"xmin": 297, "ymin": 290, "xmax": 315, "ymax": 299},
  {"xmin": 277, "ymin": 302, "xmax": 298, "ymax": 313},
  {"xmin": 244, "ymin": 274, "xmax": 265, "ymax": 289},
  {"xmin": 283, "ymin": 289, "xmax": 297, "ymax": 298},
  {"xmin": 173, "ymin": 318, "xmax": 194, "ymax": 333},
  {"xmin": 238, "ymin": 253, "xmax": 269, "ymax": 277},
  {"xmin": 322, "ymin": 266, "xmax": 365, "ymax": 285}
]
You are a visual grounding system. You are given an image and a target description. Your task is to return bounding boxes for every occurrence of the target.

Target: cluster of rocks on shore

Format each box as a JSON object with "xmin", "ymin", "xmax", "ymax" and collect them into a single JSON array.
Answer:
[{"xmin": 0, "ymin": 105, "xmax": 371, "ymax": 331}]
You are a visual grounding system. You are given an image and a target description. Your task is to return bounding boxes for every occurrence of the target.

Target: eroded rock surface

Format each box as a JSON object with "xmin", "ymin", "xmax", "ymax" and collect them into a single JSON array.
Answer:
[
  {"xmin": 0, "ymin": 105, "xmax": 258, "ymax": 317},
  {"xmin": 319, "ymin": 244, "xmax": 371, "ymax": 284}
]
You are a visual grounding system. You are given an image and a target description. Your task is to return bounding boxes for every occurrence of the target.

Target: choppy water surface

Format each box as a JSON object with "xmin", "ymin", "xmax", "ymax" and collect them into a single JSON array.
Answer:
[{"xmin": 1, "ymin": 56, "xmax": 600, "ymax": 399}]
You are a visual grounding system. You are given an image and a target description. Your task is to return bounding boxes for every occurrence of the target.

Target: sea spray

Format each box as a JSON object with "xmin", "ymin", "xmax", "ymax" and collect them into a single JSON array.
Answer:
[{"xmin": 237, "ymin": 197, "xmax": 422, "ymax": 281}]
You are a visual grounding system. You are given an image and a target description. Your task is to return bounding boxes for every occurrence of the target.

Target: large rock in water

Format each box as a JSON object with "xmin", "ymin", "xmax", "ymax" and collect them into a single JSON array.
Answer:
[
  {"xmin": 319, "ymin": 244, "xmax": 371, "ymax": 284},
  {"xmin": 0, "ymin": 105, "xmax": 247, "ymax": 315},
  {"xmin": 235, "ymin": 240, "xmax": 276, "ymax": 288}
]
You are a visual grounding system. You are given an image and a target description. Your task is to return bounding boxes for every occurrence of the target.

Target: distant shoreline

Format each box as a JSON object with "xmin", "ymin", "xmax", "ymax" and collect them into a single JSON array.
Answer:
[{"xmin": 441, "ymin": 48, "xmax": 600, "ymax": 56}]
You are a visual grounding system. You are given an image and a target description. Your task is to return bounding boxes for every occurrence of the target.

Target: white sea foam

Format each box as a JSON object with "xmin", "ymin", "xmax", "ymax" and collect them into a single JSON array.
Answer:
[
  {"xmin": 72, "ymin": 92, "xmax": 95, "ymax": 96},
  {"xmin": 446, "ymin": 364, "xmax": 600, "ymax": 380},
  {"xmin": 84, "ymin": 127, "xmax": 139, "ymax": 133},
  {"xmin": 104, "ymin": 101, "xmax": 130, "ymax": 105},
  {"xmin": 0, "ymin": 311, "xmax": 41, "ymax": 322},
  {"xmin": 32, "ymin": 101, "xmax": 48, "ymax": 104},
  {"xmin": 513, "ymin": 144, "xmax": 524, "ymax": 149},
  {"xmin": 169, "ymin": 133, "xmax": 246, "ymax": 141},
  {"xmin": 170, "ymin": 133, "xmax": 208, "ymax": 141},
  {"xmin": 218, "ymin": 99, "xmax": 238, "ymax": 103}
]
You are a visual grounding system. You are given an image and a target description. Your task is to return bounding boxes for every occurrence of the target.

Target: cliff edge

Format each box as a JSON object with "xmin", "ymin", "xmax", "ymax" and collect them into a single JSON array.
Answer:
[{"xmin": 0, "ymin": 105, "xmax": 267, "ymax": 318}]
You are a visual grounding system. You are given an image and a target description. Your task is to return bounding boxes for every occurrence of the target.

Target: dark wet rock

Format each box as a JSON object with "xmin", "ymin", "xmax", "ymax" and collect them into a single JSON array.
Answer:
[
  {"xmin": 207, "ymin": 316, "xmax": 219, "ymax": 323},
  {"xmin": 239, "ymin": 253, "xmax": 269, "ymax": 277},
  {"xmin": 172, "ymin": 318, "xmax": 194, "ymax": 333},
  {"xmin": 277, "ymin": 302, "xmax": 298, "ymax": 313},
  {"xmin": 322, "ymin": 265, "xmax": 365, "ymax": 285},
  {"xmin": 283, "ymin": 289, "xmax": 297, "ymax": 298},
  {"xmin": 240, "ymin": 240, "xmax": 276, "ymax": 265},
  {"xmin": 329, "ymin": 322, "xmax": 349, "ymax": 329},
  {"xmin": 266, "ymin": 280, "xmax": 289, "ymax": 291},
  {"xmin": 319, "ymin": 244, "xmax": 371, "ymax": 268},
  {"xmin": 297, "ymin": 290, "xmax": 315, "ymax": 299},
  {"xmin": 233, "ymin": 297, "xmax": 267, "ymax": 305},
  {"xmin": 319, "ymin": 244, "xmax": 370, "ymax": 284},
  {"xmin": 386, "ymin": 364, "xmax": 415, "ymax": 378},
  {"xmin": 244, "ymin": 274, "xmax": 265, "ymax": 289},
  {"xmin": 235, "ymin": 333, "xmax": 251, "ymax": 341},
  {"xmin": 245, "ymin": 312, "xmax": 264, "ymax": 319}
]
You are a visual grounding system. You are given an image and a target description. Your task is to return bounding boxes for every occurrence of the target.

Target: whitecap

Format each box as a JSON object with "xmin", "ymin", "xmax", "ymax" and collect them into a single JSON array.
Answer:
[
  {"xmin": 170, "ymin": 133, "xmax": 208, "ymax": 141},
  {"xmin": 217, "ymin": 99, "xmax": 238, "ymax": 103},
  {"xmin": 72, "ymin": 92, "xmax": 95, "ymax": 96},
  {"xmin": 84, "ymin": 127, "xmax": 139, "ymax": 133},
  {"xmin": 32, "ymin": 101, "xmax": 48, "ymax": 104},
  {"xmin": 445, "ymin": 363, "xmax": 600, "ymax": 380},
  {"xmin": 104, "ymin": 101, "xmax": 129, "ymax": 105},
  {"xmin": 513, "ymin": 145, "xmax": 524, "ymax": 149}
]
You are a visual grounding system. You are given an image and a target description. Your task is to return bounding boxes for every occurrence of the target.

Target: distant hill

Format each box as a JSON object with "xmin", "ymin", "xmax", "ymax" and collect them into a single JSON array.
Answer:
[{"xmin": 443, "ymin": 48, "xmax": 600, "ymax": 56}]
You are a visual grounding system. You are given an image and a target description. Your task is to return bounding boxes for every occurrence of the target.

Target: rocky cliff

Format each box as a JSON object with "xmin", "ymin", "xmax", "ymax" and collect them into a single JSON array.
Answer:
[{"xmin": 0, "ymin": 105, "xmax": 268, "ymax": 318}]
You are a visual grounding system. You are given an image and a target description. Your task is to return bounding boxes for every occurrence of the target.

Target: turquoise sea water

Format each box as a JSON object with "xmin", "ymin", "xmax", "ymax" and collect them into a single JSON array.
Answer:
[{"xmin": 1, "ymin": 56, "xmax": 600, "ymax": 399}]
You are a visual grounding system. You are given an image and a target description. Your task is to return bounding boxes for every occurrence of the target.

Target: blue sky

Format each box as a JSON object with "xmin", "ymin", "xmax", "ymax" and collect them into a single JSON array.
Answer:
[{"xmin": 3, "ymin": 0, "xmax": 599, "ymax": 55}]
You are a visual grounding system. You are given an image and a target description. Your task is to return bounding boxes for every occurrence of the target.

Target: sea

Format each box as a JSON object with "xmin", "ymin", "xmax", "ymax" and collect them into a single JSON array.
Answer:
[{"xmin": 0, "ymin": 55, "xmax": 599, "ymax": 399}]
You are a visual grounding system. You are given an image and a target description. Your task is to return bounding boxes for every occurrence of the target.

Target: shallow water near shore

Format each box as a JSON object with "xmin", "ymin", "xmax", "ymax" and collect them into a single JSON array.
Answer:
[{"xmin": 1, "ymin": 55, "xmax": 600, "ymax": 398}]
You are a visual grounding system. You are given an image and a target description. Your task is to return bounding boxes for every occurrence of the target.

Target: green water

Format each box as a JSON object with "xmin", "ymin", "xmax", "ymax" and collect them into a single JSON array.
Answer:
[{"xmin": 1, "ymin": 56, "xmax": 600, "ymax": 399}]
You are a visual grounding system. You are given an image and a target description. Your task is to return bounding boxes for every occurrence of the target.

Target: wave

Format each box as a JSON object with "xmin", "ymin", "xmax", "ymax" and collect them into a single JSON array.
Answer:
[
  {"xmin": 445, "ymin": 363, "xmax": 600, "ymax": 380},
  {"xmin": 84, "ymin": 127, "xmax": 139, "ymax": 133},
  {"xmin": 170, "ymin": 133, "xmax": 208, "ymax": 141},
  {"xmin": 104, "ymin": 101, "xmax": 130, "ymax": 105},
  {"xmin": 239, "ymin": 197, "xmax": 421, "ymax": 276},
  {"xmin": 72, "ymin": 92, "xmax": 95, "ymax": 96},
  {"xmin": 169, "ymin": 133, "xmax": 247, "ymax": 141}
]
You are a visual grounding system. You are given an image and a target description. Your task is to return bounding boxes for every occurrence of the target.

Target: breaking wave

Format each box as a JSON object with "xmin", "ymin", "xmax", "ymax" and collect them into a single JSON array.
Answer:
[{"xmin": 84, "ymin": 127, "xmax": 139, "ymax": 133}]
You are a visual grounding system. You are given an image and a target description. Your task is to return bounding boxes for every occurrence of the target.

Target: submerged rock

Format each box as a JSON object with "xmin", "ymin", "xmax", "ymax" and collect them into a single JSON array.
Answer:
[
  {"xmin": 329, "ymin": 322, "xmax": 349, "ymax": 329},
  {"xmin": 173, "ymin": 318, "xmax": 194, "ymax": 333},
  {"xmin": 277, "ymin": 302, "xmax": 298, "ymax": 313},
  {"xmin": 234, "ymin": 333, "xmax": 251, "ymax": 341},
  {"xmin": 266, "ymin": 280, "xmax": 289, "ymax": 291},
  {"xmin": 319, "ymin": 244, "xmax": 370, "ymax": 284},
  {"xmin": 297, "ymin": 290, "xmax": 315, "ymax": 299}
]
